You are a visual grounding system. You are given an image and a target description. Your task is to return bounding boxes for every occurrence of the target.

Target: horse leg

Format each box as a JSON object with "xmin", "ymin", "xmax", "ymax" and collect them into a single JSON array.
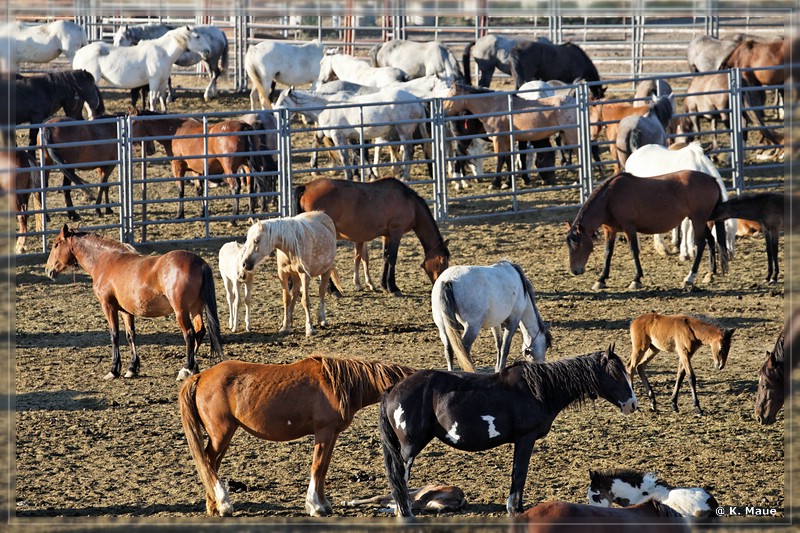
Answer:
[
  {"xmin": 681, "ymin": 353, "xmax": 703, "ymax": 416},
  {"xmin": 175, "ymin": 311, "xmax": 199, "ymax": 382},
  {"xmin": 317, "ymin": 271, "xmax": 331, "ymax": 328},
  {"xmin": 299, "ymin": 273, "xmax": 315, "ymax": 337},
  {"xmin": 279, "ymin": 272, "xmax": 300, "ymax": 335},
  {"xmin": 381, "ymin": 235, "xmax": 403, "ymax": 296},
  {"xmin": 594, "ymin": 228, "xmax": 617, "ymax": 290},
  {"xmin": 202, "ymin": 420, "xmax": 237, "ymax": 516},
  {"xmin": 223, "ymin": 276, "xmax": 236, "ymax": 331},
  {"xmin": 496, "ymin": 324, "xmax": 518, "ymax": 373},
  {"xmin": 353, "ymin": 242, "xmax": 375, "ymax": 291},
  {"xmin": 625, "ymin": 229, "xmax": 643, "ymax": 289},
  {"xmin": 102, "ymin": 306, "xmax": 123, "ymax": 380},
  {"xmin": 62, "ymin": 174, "xmax": 80, "ymax": 221},
  {"xmin": 669, "ymin": 361, "xmax": 687, "ymax": 413},
  {"xmin": 120, "ymin": 312, "xmax": 140, "ymax": 379},
  {"xmin": 243, "ymin": 278, "xmax": 253, "ymax": 332},
  {"xmin": 652, "ymin": 233, "xmax": 668, "ymax": 256},
  {"xmin": 173, "ymin": 163, "xmax": 187, "ymax": 219},
  {"xmin": 491, "ymin": 326, "xmax": 503, "ymax": 372},
  {"xmin": 679, "ymin": 218, "xmax": 694, "ymax": 262},
  {"xmin": 306, "ymin": 426, "xmax": 339, "ymax": 516},
  {"xmin": 703, "ymin": 225, "xmax": 718, "ymax": 283},
  {"xmin": 685, "ymin": 218, "xmax": 708, "ymax": 286},
  {"xmin": 204, "ymin": 61, "xmax": 219, "ymax": 102},
  {"xmin": 507, "ymin": 434, "xmax": 537, "ymax": 515},
  {"xmin": 636, "ymin": 359, "xmax": 659, "ymax": 412},
  {"xmin": 765, "ymin": 229, "xmax": 779, "ymax": 283},
  {"xmin": 95, "ymin": 166, "xmax": 113, "ymax": 216}
]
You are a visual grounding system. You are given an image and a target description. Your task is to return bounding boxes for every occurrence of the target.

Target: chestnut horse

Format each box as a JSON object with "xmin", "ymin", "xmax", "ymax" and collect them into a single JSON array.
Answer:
[
  {"xmin": 45, "ymin": 225, "xmax": 224, "ymax": 381},
  {"xmin": 179, "ymin": 355, "xmax": 416, "ymax": 516},
  {"xmin": 517, "ymin": 499, "xmax": 689, "ymax": 533},
  {"xmin": 566, "ymin": 171, "xmax": 729, "ymax": 290},
  {"xmin": 628, "ymin": 313, "xmax": 734, "ymax": 416},
  {"xmin": 722, "ymin": 38, "xmax": 786, "ymax": 92},
  {"xmin": 294, "ymin": 177, "xmax": 450, "ymax": 296}
]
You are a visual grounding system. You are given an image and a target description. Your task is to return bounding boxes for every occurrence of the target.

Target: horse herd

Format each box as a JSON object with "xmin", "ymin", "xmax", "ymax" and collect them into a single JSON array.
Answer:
[{"xmin": 13, "ymin": 17, "xmax": 790, "ymax": 525}]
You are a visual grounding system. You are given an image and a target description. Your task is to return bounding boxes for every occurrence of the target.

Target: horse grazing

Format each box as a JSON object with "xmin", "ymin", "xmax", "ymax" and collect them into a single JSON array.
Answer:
[
  {"xmin": 45, "ymin": 225, "xmax": 224, "ymax": 381},
  {"xmin": 517, "ymin": 499, "xmax": 689, "ymax": 533},
  {"xmin": 346, "ymin": 484, "xmax": 467, "ymax": 513},
  {"xmin": 113, "ymin": 23, "xmax": 229, "ymax": 102},
  {"xmin": 218, "ymin": 241, "xmax": 254, "ymax": 332},
  {"xmin": 9, "ymin": 19, "xmax": 87, "ymax": 63},
  {"xmin": 294, "ymin": 177, "xmax": 450, "ymax": 296},
  {"xmin": 566, "ymin": 171, "xmax": 729, "ymax": 289},
  {"xmin": 587, "ymin": 469, "xmax": 719, "ymax": 518},
  {"xmin": 240, "ymin": 212, "xmax": 343, "ymax": 337},
  {"xmin": 370, "ymin": 39, "xmax": 463, "ymax": 83},
  {"xmin": 628, "ymin": 313, "xmax": 734, "ymax": 416},
  {"xmin": 380, "ymin": 345, "xmax": 637, "ymax": 517},
  {"xmin": 318, "ymin": 51, "xmax": 407, "ymax": 87},
  {"xmin": 73, "ymin": 26, "xmax": 212, "ymax": 112},
  {"xmin": 15, "ymin": 69, "xmax": 105, "ymax": 148},
  {"xmin": 510, "ymin": 40, "xmax": 605, "ymax": 99},
  {"xmin": 615, "ymin": 96, "xmax": 674, "ymax": 169},
  {"xmin": 710, "ymin": 192, "xmax": 784, "ymax": 283},
  {"xmin": 244, "ymin": 38, "xmax": 323, "ymax": 109},
  {"xmin": 431, "ymin": 260, "xmax": 550, "ymax": 373},
  {"xmin": 755, "ymin": 311, "xmax": 798, "ymax": 424},
  {"xmin": 179, "ymin": 355, "xmax": 416, "ymax": 516},
  {"xmin": 462, "ymin": 34, "xmax": 533, "ymax": 87}
]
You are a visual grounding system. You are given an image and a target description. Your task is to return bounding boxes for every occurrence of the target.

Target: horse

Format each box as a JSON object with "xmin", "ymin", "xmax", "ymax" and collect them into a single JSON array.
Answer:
[
  {"xmin": 462, "ymin": 34, "xmax": 532, "ymax": 87},
  {"xmin": 710, "ymin": 192, "xmax": 784, "ymax": 284},
  {"xmin": 44, "ymin": 225, "xmax": 224, "ymax": 381},
  {"xmin": 517, "ymin": 499, "xmax": 689, "ymax": 533},
  {"xmin": 755, "ymin": 311, "xmax": 798, "ymax": 425},
  {"xmin": 240, "ymin": 212, "xmax": 343, "ymax": 337},
  {"xmin": 509, "ymin": 40, "xmax": 605, "ymax": 99},
  {"xmin": 589, "ymin": 99, "xmax": 652, "ymax": 173},
  {"xmin": 129, "ymin": 109, "xmax": 265, "ymax": 220},
  {"xmin": 244, "ymin": 38, "xmax": 323, "ymax": 109},
  {"xmin": 721, "ymin": 38, "xmax": 786, "ymax": 93},
  {"xmin": 15, "ymin": 69, "xmax": 105, "ymax": 148},
  {"xmin": 379, "ymin": 345, "xmax": 637, "ymax": 517},
  {"xmin": 686, "ymin": 33, "xmax": 756, "ymax": 73},
  {"xmin": 565, "ymin": 171, "xmax": 729, "ymax": 290},
  {"xmin": 7, "ymin": 150, "xmax": 42, "ymax": 254},
  {"xmin": 317, "ymin": 51, "xmax": 407, "ymax": 87},
  {"xmin": 628, "ymin": 313, "xmax": 734, "ymax": 416},
  {"xmin": 294, "ymin": 177, "xmax": 450, "ymax": 296},
  {"xmin": 345, "ymin": 484, "xmax": 467, "ymax": 514},
  {"xmin": 431, "ymin": 260, "xmax": 551, "ymax": 373},
  {"xmin": 615, "ymin": 96, "xmax": 674, "ymax": 169},
  {"xmin": 624, "ymin": 142, "xmax": 736, "ymax": 262},
  {"xmin": 633, "ymin": 78, "xmax": 673, "ymax": 106},
  {"xmin": 218, "ymin": 241, "xmax": 254, "ymax": 332},
  {"xmin": 238, "ymin": 111, "xmax": 279, "ymax": 211},
  {"xmin": 113, "ymin": 23, "xmax": 229, "ymax": 103},
  {"xmin": 9, "ymin": 19, "xmax": 87, "ymax": 63},
  {"xmin": 370, "ymin": 39, "xmax": 463, "ymax": 83},
  {"xmin": 73, "ymin": 26, "xmax": 212, "ymax": 112},
  {"xmin": 178, "ymin": 355, "xmax": 416, "ymax": 516},
  {"xmin": 587, "ymin": 469, "xmax": 719, "ymax": 518}
]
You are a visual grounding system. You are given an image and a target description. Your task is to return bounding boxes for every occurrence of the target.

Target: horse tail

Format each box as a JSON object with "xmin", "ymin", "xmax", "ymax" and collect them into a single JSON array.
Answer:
[
  {"xmin": 379, "ymin": 388, "xmax": 412, "ymax": 517},
  {"xmin": 369, "ymin": 44, "xmax": 380, "ymax": 67},
  {"xmin": 178, "ymin": 374, "xmax": 233, "ymax": 516},
  {"xmin": 509, "ymin": 46, "xmax": 526, "ymax": 89},
  {"xmin": 329, "ymin": 266, "xmax": 345, "ymax": 298},
  {"xmin": 244, "ymin": 50, "xmax": 270, "ymax": 109},
  {"xmin": 200, "ymin": 263, "xmax": 225, "ymax": 361},
  {"xmin": 219, "ymin": 34, "xmax": 230, "ymax": 74},
  {"xmin": 713, "ymin": 198, "xmax": 730, "ymax": 276},
  {"xmin": 294, "ymin": 183, "xmax": 307, "ymax": 215},
  {"xmin": 438, "ymin": 280, "xmax": 476, "ymax": 372},
  {"xmin": 462, "ymin": 41, "xmax": 475, "ymax": 85}
]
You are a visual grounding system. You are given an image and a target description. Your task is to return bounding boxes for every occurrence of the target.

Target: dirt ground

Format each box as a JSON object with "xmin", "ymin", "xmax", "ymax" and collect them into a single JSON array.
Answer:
[{"xmin": 13, "ymin": 70, "xmax": 792, "ymax": 528}]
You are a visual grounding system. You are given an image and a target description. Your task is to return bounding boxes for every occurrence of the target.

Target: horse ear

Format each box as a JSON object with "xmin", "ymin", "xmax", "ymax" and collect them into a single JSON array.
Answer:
[
  {"xmin": 247, "ymin": 217, "xmax": 256, "ymax": 227},
  {"xmin": 564, "ymin": 221, "xmax": 572, "ymax": 231},
  {"xmin": 589, "ymin": 469, "xmax": 598, "ymax": 480},
  {"xmin": 603, "ymin": 343, "xmax": 615, "ymax": 363},
  {"xmin": 60, "ymin": 224, "xmax": 70, "ymax": 237}
]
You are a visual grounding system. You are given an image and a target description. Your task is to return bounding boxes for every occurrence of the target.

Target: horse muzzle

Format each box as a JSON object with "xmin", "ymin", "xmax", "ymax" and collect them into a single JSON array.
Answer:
[
  {"xmin": 45, "ymin": 267, "xmax": 59, "ymax": 280},
  {"xmin": 620, "ymin": 398, "xmax": 638, "ymax": 415},
  {"xmin": 756, "ymin": 413, "xmax": 776, "ymax": 425},
  {"xmin": 571, "ymin": 266, "xmax": 585, "ymax": 276}
]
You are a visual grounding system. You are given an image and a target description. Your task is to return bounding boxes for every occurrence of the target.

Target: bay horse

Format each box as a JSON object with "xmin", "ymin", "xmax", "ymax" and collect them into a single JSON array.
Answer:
[
  {"xmin": 10, "ymin": 19, "xmax": 87, "ymax": 63},
  {"xmin": 45, "ymin": 225, "xmax": 224, "ymax": 381},
  {"xmin": 565, "ymin": 171, "xmax": 729, "ymax": 290},
  {"xmin": 431, "ymin": 260, "xmax": 551, "ymax": 372},
  {"xmin": 240, "ymin": 212, "xmax": 344, "ymax": 337},
  {"xmin": 587, "ymin": 469, "xmax": 719, "ymax": 518},
  {"xmin": 179, "ymin": 355, "xmax": 416, "ymax": 516},
  {"xmin": 755, "ymin": 310, "xmax": 799, "ymax": 424},
  {"xmin": 710, "ymin": 192, "xmax": 784, "ymax": 283},
  {"xmin": 380, "ymin": 345, "xmax": 637, "ymax": 517},
  {"xmin": 517, "ymin": 499, "xmax": 689, "ymax": 533},
  {"xmin": 294, "ymin": 177, "xmax": 450, "ymax": 296},
  {"xmin": 628, "ymin": 313, "xmax": 734, "ymax": 416},
  {"xmin": 509, "ymin": 40, "xmax": 605, "ymax": 98},
  {"xmin": 245, "ymin": 38, "xmax": 323, "ymax": 109}
]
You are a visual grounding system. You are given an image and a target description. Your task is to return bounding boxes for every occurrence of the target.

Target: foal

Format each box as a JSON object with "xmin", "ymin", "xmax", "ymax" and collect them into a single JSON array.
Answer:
[
  {"xmin": 629, "ymin": 313, "xmax": 734, "ymax": 416},
  {"xmin": 218, "ymin": 241, "xmax": 255, "ymax": 332}
]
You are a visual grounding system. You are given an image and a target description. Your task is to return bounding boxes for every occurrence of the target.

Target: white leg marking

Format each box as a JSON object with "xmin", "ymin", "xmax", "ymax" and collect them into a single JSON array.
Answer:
[
  {"xmin": 214, "ymin": 479, "xmax": 233, "ymax": 516},
  {"xmin": 482, "ymin": 415, "xmax": 500, "ymax": 438},
  {"xmin": 446, "ymin": 422, "xmax": 461, "ymax": 444},
  {"xmin": 305, "ymin": 475, "xmax": 325, "ymax": 516},
  {"xmin": 393, "ymin": 405, "xmax": 406, "ymax": 431}
]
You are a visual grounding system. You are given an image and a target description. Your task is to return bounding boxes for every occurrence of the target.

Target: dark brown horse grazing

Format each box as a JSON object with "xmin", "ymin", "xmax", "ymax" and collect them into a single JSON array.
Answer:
[
  {"xmin": 45, "ymin": 225, "xmax": 223, "ymax": 380},
  {"xmin": 755, "ymin": 307, "xmax": 799, "ymax": 425},
  {"xmin": 294, "ymin": 177, "xmax": 450, "ymax": 296},
  {"xmin": 516, "ymin": 499, "xmax": 689, "ymax": 533},
  {"xmin": 179, "ymin": 355, "xmax": 416, "ymax": 516},
  {"xmin": 566, "ymin": 171, "xmax": 729, "ymax": 290}
]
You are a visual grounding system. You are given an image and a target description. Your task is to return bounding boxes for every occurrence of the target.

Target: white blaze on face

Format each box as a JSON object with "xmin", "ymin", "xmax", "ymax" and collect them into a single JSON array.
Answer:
[
  {"xmin": 446, "ymin": 422, "xmax": 461, "ymax": 444},
  {"xmin": 620, "ymin": 373, "xmax": 638, "ymax": 414},
  {"xmin": 393, "ymin": 404, "xmax": 406, "ymax": 432},
  {"xmin": 482, "ymin": 415, "xmax": 500, "ymax": 438}
]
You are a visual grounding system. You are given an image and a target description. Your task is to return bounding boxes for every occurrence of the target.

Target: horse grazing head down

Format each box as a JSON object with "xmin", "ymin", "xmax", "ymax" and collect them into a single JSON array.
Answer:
[
  {"xmin": 421, "ymin": 239, "xmax": 450, "ymax": 283},
  {"xmin": 755, "ymin": 345, "xmax": 784, "ymax": 425},
  {"xmin": 565, "ymin": 222, "xmax": 593, "ymax": 276},
  {"xmin": 713, "ymin": 327, "xmax": 735, "ymax": 370}
]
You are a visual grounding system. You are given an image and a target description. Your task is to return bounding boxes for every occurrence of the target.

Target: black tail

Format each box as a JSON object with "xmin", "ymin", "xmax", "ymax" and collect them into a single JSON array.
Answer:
[
  {"xmin": 379, "ymin": 390, "xmax": 412, "ymax": 518},
  {"xmin": 509, "ymin": 47, "xmax": 525, "ymax": 89},
  {"xmin": 715, "ymin": 217, "xmax": 729, "ymax": 275},
  {"xmin": 200, "ymin": 263, "xmax": 224, "ymax": 360},
  {"xmin": 40, "ymin": 126, "xmax": 91, "ymax": 189},
  {"xmin": 294, "ymin": 184, "xmax": 307, "ymax": 215},
  {"xmin": 462, "ymin": 41, "xmax": 475, "ymax": 85}
]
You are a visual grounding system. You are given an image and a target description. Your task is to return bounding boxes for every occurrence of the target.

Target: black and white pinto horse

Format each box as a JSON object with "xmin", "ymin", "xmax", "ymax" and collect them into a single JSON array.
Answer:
[
  {"xmin": 380, "ymin": 345, "xmax": 638, "ymax": 517},
  {"xmin": 113, "ymin": 23, "xmax": 229, "ymax": 103},
  {"xmin": 462, "ymin": 35, "xmax": 550, "ymax": 87},
  {"xmin": 510, "ymin": 40, "xmax": 606, "ymax": 99}
]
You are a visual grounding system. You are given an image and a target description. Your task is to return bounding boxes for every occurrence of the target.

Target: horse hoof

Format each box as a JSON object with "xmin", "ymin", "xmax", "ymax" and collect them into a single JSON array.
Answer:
[
  {"xmin": 176, "ymin": 368, "xmax": 194, "ymax": 382},
  {"xmin": 703, "ymin": 272, "xmax": 714, "ymax": 284},
  {"xmin": 320, "ymin": 320, "xmax": 329, "ymax": 328},
  {"xmin": 671, "ymin": 403, "xmax": 679, "ymax": 413},
  {"xmin": 103, "ymin": 372, "xmax": 118, "ymax": 380},
  {"xmin": 695, "ymin": 408, "xmax": 704, "ymax": 417},
  {"xmin": 390, "ymin": 290, "xmax": 404, "ymax": 297},
  {"xmin": 305, "ymin": 329, "xmax": 316, "ymax": 337},
  {"xmin": 591, "ymin": 281, "xmax": 606, "ymax": 290},
  {"xmin": 628, "ymin": 281, "xmax": 641, "ymax": 290},
  {"xmin": 123, "ymin": 370, "xmax": 136, "ymax": 379}
]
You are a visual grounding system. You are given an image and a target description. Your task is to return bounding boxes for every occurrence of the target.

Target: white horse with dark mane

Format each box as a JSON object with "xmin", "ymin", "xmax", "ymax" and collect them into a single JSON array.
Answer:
[
  {"xmin": 5, "ymin": 20, "xmax": 87, "ymax": 64},
  {"xmin": 370, "ymin": 39, "xmax": 463, "ymax": 83},
  {"xmin": 245, "ymin": 39, "xmax": 324, "ymax": 109},
  {"xmin": 431, "ymin": 260, "xmax": 551, "ymax": 373},
  {"xmin": 318, "ymin": 51, "xmax": 407, "ymax": 88},
  {"xmin": 73, "ymin": 26, "xmax": 211, "ymax": 112}
]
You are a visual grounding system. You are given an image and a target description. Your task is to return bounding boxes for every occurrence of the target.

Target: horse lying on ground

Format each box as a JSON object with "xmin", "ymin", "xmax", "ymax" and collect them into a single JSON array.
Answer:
[{"xmin": 345, "ymin": 484, "xmax": 467, "ymax": 513}]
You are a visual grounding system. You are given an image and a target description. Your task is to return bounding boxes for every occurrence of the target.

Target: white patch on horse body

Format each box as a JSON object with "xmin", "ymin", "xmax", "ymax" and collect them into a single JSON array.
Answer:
[
  {"xmin": 481, "ymin": 415, "xmax": 500, "ymax": 438},
  {"xmin": 287, "ymin": 419, "xmax": 292, "ymax": 425},
  {"xmin": 393, "ymin": 405, "xmax": 406, "ymax": 431},
  {"xmin": 446, "ymin": 422, "xmax": 461, "ymax": 444},
  {"xmin": 587, "ymin": 488, "xmax": 610, "ymax": 507},
  {"xmin": 610, "ymin": 478, "xmax": 648, "ymax": 505},
  {"xmin": 661, "ymin": 487, "xmax": 714, "ymax": 517}
]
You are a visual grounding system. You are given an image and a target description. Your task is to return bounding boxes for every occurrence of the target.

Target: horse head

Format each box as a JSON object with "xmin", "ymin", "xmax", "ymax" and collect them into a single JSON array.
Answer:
[
  {"xmin": 113, "ymin": 25, "xmax": 134, "ymax": 47},
  {"xmin": 755, "ymin": 347, "xmax": 785, "ymax": 425},
  {"xmin": 240, "ymin": 219, "xmax": 271, "ymax": 273},
  {"xmin": 421, "ymin": 239, "xmax": 450, "ymax": 283},
  {"xmin": 184, "ymin": 26, "xmax": 211, "ymax": 61},
  {"xmin": 45, "ymin": 224, "xmax": 79, "ymax": 280},
  {"xmin": 713, "ymin": 328, "xmax": 735, "ymax": 370},
  {"xmin": 565, "ymin": 223, "xmax": 592, "ymax": 276},
  {"xmin": 596, "ymin": 344, "xmax": 638, "ymax": 415}
]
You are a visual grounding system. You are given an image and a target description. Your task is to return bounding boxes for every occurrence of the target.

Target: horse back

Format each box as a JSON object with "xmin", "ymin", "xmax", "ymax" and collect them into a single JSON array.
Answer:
[{"xmin": 631, "ymin": 313, "xmax": 702, "ymax": 354}]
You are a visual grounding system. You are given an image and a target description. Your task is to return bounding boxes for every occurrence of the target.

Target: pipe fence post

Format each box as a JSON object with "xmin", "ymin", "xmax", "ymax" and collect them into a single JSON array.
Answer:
[
  {"xmin": 117, "ymin": 116, "xmax": 134, "ymax": 244},
  {"xmin": 728, "ymin": 68, "xmax": 745, "ymax": 194},
  {"xmin": 278, "ymin": 108, "xmax": 293, "ymax": 217},
  {"xmin": 576, "ymin": 81, "xmax": 594, "ymax": 204},
  {"xmin": 430, "ymin": 97, "xmax": 448, "ymax": 221}
]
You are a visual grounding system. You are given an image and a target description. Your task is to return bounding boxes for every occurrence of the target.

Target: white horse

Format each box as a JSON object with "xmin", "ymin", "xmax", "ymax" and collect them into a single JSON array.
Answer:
[
  {"xmin": 7, "ymin": 20, "xmax": 87, "ymax": 63},
  {"xmin": 218, "ymin": 241, "xmax": 255, "ymax": 332},
  {"xmin": 625, "ymin": 142, "xmax": 736, "ymax": 262},
  {"xmin": 371, "ymin": 39, "xmax": 463, "ymax": 83},
  {"xmin": 240, "ymin": 211, "xmax": 343, "ymax": 337},
  {"xmin": 245, "ymin": 38, "xmax": 323, "ymax": 109},
  {"xmin": 431, "ymin": 260, "xmax": 550, "ymax": 373},
  {"xmin": 73, "ymin": 26, "xmax": 211, "ymax": 112},
  {"xmin": 318, "ymin": 51, "xmax": 407, "ymax": 88}
]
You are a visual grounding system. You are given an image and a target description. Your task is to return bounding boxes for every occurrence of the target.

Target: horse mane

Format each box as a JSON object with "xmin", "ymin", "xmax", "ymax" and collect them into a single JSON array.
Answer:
[
  {"xmin": 571, "ymin": 175, "xmax": 619, "ymax": 229},
  {"xmin": 314, "ymin": 355, "xmax": 415, "ymax": 418},
  {"xmin": 502, "ymin": 260, "xmax": 547, "ymax": 336},
  {"xmin": 262, "ymin": 215, "xmax": 315, "ymax": 260},
  {"xmin": 591, "ymin": 469, "xmax": 670, "ymax": 490},
  {"xmin": 74, "ymin": 231, "xmax": 140, "ymax": 255}
]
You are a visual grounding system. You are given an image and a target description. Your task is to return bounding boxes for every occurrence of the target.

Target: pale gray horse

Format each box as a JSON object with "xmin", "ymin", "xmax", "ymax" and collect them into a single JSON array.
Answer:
[
  {"xmin": 462, "ymin": 35, "xmax": 550, "ymax": 87},
  {"xmin": 113, "ymin": 23, "xmax": 228, "ymax": 102},
  {"xmin": 370, "ymin": 39, "xmax": 463, "ymax": 83},
  {"xmin": 615, "ymin": 96, "xmax": 674, "ymax": 168},
  {"xmin": 686, "ymin": 33, "xmax": 768, "ymax": 73}
]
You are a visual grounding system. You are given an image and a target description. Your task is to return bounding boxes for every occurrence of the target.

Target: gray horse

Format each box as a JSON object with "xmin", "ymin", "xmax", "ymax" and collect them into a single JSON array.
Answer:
[
  {"xmin": 615, "ymin": 96, "xmax": 674, "ymax": 168},
  {"xmin": 686, "ymin": 33, "xmax": 769, "ymax": 73},
  {"xmin": 370, "ymin": 39, "xmax": 463, "ymax": 83},
  {"xmin": 462, "ymin": 34, "xmax": 550, "ymax": 87}
]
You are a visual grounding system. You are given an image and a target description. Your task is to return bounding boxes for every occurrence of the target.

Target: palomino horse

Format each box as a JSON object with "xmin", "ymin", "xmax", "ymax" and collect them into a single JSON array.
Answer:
[
  {"xmin": 245, "ymin": 38, "xmax": 323, "ymax": 109},
  {"xmin": 628, "ymin": 313, "xmax": 734, "ymax": 416},
  {"xmin": 710, "ymin": 191, "xmax": 784, "ymax": 283},
  {"xmin": 73, "ymin": 26, "xmax": 212, "ymax": 112},
  {"xmin": 295, "ymin": 177, "xmax": 450, "ymax": 296},
  {"xmin": 45, "ymin": 225, "xmax": 224, "ymax": 381},
  {"xmin": 179, "ymin": 355, "xmax": 416, "ymax": 516},
  {"xmin": 380, "ymin": 345, "xmax": 637, "ymax": 517},
  {"xmin": 587, "ymin": 469, "xmax": 719, "ymax": 518},
  {"xmin": 566, "ymin": 171, "xmax": 729, "ymax": 290},
  {"xmin": 510, "ymin": 40, "xmax": 605, "ymax": 98},
  {"xmin": 615, "ymin": 96, "xmax": 674, "ymax": 169},
  {"xmin": 218, "ymin": 241, "xmax": 254, "ymax": 332},
  {"xmin": 317, "ymin": 51, "xmax": 407, "ymax": 88},
  {"xmin": 431, "ymin": 260, "xmax": 550, "ymax": 372},
  {"xmin": 240, "ymin": 211, "xmax": 344, "ymax": 337},
  {"xmin": 346, "ymin": 484, "xmax": 467, "ymax": 513},
  {"xmin": 370, "ymin": 39, "xmax": 463, "ymax": 83},
  {"xmin": 517, "ymin": 499, "xmax": 689, "ymax": 533},
  {"xmin": 8, "ymin": 19, "xmax": 87, "ymax": 63}
]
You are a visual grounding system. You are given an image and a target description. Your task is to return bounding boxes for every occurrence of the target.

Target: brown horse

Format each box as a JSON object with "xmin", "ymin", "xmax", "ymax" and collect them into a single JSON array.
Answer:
[
  {"xmin": 5, "ymin": 151, "xmax": 43, "ymax": 254},
  {"xmin": 45, "ymin": 225, "xmax": 223, "ymax": 380},
  {"xmin": 755, "ymin": 324, "xmax": 786, "ymax": 425},
  {"xmin": 629, "ymin": 313, "xmax": 734, "ymax": 416},
  {"xmin": 565, "ymin": 171, "xmax": 729, "ymax": 290},
  {"xmin": 294, "ymin": 177, "xmax": 450, "ymax": 296},
  {"xmin": 516, "ymin": 499, "xmax": 689, "ymax": 533},
  {"xmin": 589, "ymin": 100, "xmax": 651, "ymax": 173},
  {"xmin": 178, "ymin": 355, "xmax": 416, "ymax": 516},
  {"xmin": 722, "ymin": 38, "xmax": 786, "ymax": 90}
]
